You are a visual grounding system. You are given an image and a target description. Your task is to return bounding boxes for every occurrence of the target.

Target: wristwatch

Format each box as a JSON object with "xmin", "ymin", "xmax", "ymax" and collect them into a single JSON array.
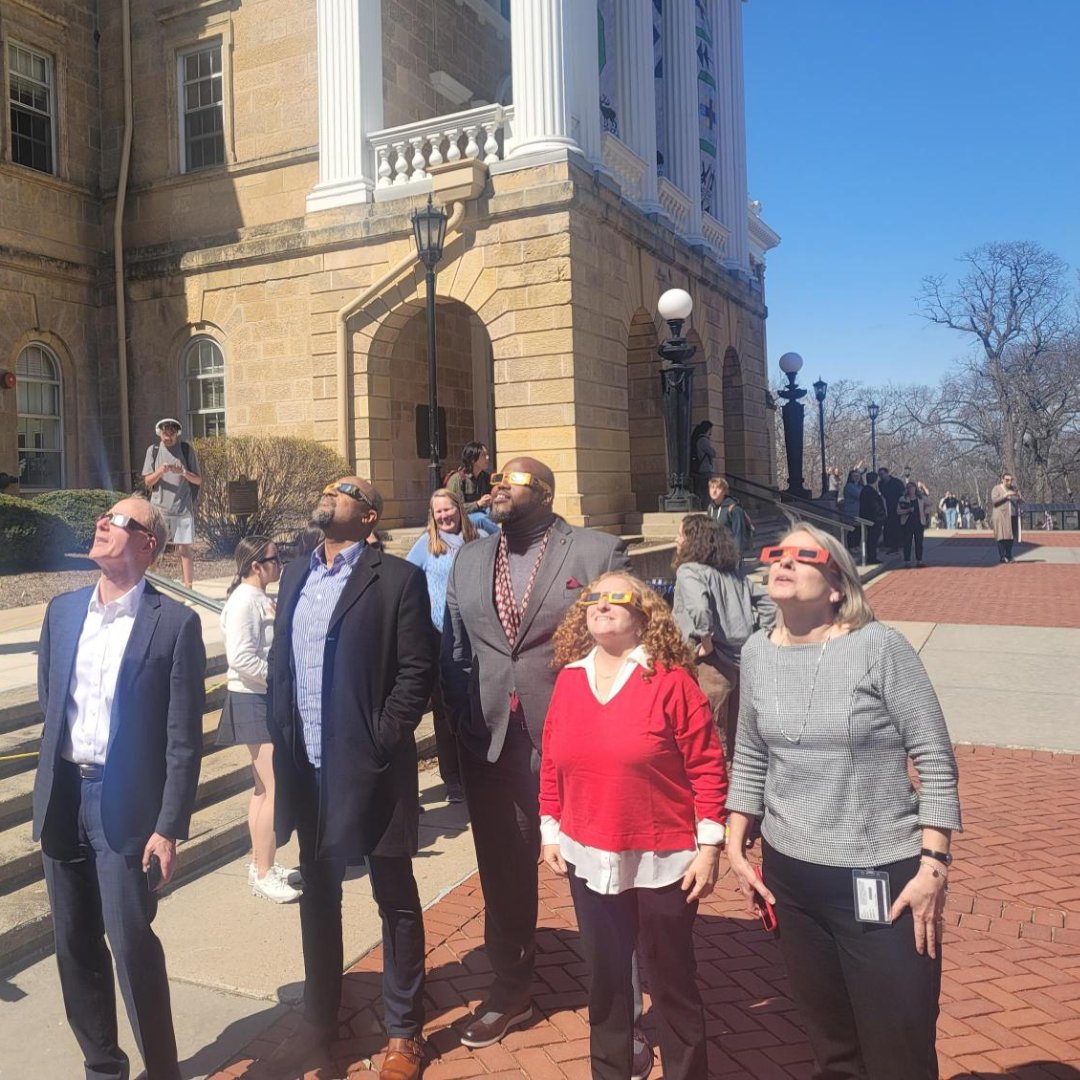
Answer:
[{"xmin": 920, "ymin": 848, "xmax": 952, "ymax": 866}]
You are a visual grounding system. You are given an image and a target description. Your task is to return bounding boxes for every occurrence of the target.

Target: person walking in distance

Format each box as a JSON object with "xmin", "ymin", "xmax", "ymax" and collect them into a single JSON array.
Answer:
[
  {"xmin": 142, "ymin": 419, "xmax": 202, "ymax": 589},
  {"xmin": 256, "ymin": 477, "xmax": 435, "ymax": 1080},
  {"xmin": 990, "ymin": 473, "xmax": 1024, "ymax": 563},
  {"xmin": 443, "ymin": 459, "xmax": 660, "ymax": 1073},
  {"xmin": 215, "ymin": 536, "xmax": 301, "ymax": 903},
  {"xmin": 34, "ymin": 498, "xmax": 205, "ymax": 1080}
]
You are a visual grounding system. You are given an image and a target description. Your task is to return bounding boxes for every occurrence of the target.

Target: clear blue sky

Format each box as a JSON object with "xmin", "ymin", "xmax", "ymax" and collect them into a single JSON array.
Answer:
[{"xmin": 743, "ymin": 1, "xmax": 1080, "ymax": 386}]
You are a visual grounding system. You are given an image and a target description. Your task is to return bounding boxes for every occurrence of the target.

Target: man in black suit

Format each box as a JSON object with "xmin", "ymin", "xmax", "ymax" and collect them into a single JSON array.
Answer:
[
  {"xmin": 258, "ymin": 477, "xmax": 435, "ymax": 1080},
  {"xmin": 878, "ymin": 466, "xmax": 905, "ymax": 553},
  {"xmin": 34, "ymin": 497, "xmax": 206, "ymax": 1080},
  {"xmin": 859, "ymin": 471, "xmax": 888, "ymax": 563},
  {"xmin": 442, "ymin": 458, "xmax": 634, "ymax": 1050}
]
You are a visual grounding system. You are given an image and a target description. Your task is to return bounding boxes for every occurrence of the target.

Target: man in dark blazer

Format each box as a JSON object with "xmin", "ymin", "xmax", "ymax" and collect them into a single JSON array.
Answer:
[
  {"xmin": 33, "ymin": 497, "xmax": 206, "ymax": 1080},
  {"xmin": 878, "ymin": 466, "xmax": 905, "ymax": 553},
  {"xmin": 257, "ymin": 477, "xmax": 435, "ymax": 1080},
  {"xmin": 442, "ymin": 457, "xmax": 631, "ymax": 1048}
]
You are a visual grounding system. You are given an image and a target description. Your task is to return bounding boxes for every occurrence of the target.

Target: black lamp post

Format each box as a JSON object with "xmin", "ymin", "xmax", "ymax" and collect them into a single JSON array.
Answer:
[
  {"xmin": 813, "ymin": 377, "xmax": 828, "ymax": 498},
  {"xmin": 867, "ymin": 401, "xmax": 880, "ymax": 472},
  {"xmin": 412, "ymin": 195, "xmax": 449, "ymax": 494},
  {"xmin": 656, "ymin": 288, "xmax": 699, "ymax": 511},
  {"xmin": 778, "ymin": 352, "xmax": 811, "ymax": 498}
]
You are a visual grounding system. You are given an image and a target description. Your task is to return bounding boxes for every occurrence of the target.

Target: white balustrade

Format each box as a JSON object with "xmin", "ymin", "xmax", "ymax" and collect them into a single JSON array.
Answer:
[
  {"xmin": 657, "ymin": 177, "xmax": 692, "ymax": 234},
  {"xmin": 600, "ymin": 132, "xmax": 648, "ymax": 203},
  {"xmin": 370, "ymin": 103, "xmax": 513, "ymax": 194},
  {"xmin": 702, "ymin": 213, "xmax": 729, "ymax": 257}
]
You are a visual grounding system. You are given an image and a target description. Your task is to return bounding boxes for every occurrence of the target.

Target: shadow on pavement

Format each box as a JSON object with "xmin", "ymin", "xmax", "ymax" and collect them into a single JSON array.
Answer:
[
  {"xmin": 177, "ymin": 1000, "xmax": 286, "ymax": 1080},
  {"xmin": 950, "ymin": 1066, "xmax": 1080, "ymax": 1079}
]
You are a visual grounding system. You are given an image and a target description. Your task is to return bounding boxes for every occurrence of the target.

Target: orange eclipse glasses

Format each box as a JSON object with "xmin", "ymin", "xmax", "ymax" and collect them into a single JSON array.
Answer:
[{"xmin": 759, "ymin": 545, "xmax": 831, "ymax": 566}]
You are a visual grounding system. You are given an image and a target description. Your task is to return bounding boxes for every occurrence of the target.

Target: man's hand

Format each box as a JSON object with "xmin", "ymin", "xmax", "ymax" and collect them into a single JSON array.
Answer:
[
  {"xmin": 142, "ymin": 834, "xmax": 177, "ymax": 888},
  {"xmin": 542, "ymin": 844, "xmax": 568, "ymax": 877}
]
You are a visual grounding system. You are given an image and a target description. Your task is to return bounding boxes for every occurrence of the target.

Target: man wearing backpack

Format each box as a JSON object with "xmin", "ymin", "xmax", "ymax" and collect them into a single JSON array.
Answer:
[{"xmin": 142, "ymin": 419, "xmax": 202, "ymax": 589}]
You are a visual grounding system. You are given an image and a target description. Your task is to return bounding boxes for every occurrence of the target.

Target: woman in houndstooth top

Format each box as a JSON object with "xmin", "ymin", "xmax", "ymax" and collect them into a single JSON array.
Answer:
[{"xmin": 725, "ymin": 523, "xmax": 961, "ymax": 1080}]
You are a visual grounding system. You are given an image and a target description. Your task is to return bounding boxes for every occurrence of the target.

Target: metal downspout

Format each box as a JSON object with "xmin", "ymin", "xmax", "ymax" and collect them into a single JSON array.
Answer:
[
  {"xmin": 113, "ymin": 0, "xmax": 134, "ymax": 483},
  {"xmin": 334, "ymin": 200, "xmax": 466, "ymax": 466}
]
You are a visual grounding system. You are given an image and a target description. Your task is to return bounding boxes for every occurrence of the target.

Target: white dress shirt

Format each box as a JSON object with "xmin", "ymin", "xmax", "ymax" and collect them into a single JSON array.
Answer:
[
  {"xmin": 540, "ymin": 646, "xmax": 725, "ymax": 895},
  {"xmin": 62, "ymin": 578, "xmax": 146, "ymax": 765},
  {"xmin": 221, "ymin": 583, "xmax": 274, "ymax": 693}
]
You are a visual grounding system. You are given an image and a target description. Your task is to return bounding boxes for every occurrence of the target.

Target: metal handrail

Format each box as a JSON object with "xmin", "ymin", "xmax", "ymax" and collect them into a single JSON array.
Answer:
[
  {"xmin": 145, "ymin": 572, "xmax": 224, "ymax": 614},
  {"xmin": 726, "ymin": 473, "xmax": 874, "ymax": 566}
]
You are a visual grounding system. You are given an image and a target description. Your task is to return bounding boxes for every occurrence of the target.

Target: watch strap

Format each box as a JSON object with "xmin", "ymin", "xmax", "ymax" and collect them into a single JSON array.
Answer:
[{"xmin": 920, "ymin": 847, "xmax": 952, "ymax": 866}]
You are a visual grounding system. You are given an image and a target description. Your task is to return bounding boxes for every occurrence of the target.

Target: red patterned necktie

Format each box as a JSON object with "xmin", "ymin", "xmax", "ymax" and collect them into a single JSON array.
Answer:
[{"xmin": 494, "ymin": 527, "xmax": 552, "ymax": 650}]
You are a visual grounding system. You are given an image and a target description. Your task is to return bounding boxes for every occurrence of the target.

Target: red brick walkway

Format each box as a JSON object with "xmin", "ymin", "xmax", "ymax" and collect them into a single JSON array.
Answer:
[{"xmin": 209, "ymin": 745, "xmax": 1080, "ymax": 1080}]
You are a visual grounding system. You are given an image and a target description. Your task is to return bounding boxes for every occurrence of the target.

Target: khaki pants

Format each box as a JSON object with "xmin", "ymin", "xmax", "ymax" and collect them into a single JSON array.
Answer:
[{"xmin": 694, "ymin": 652, "xmax": 740, "ymax": 760}]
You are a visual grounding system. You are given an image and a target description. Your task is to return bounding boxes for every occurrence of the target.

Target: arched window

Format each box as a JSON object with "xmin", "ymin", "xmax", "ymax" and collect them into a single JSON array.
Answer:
[
  {"xmin": 16, "ymin": 343, "xmax": 63, "ymax": 488},
  {"xmin": 183, "ymin": 337, "xmax": 226, "ymax": 437}
]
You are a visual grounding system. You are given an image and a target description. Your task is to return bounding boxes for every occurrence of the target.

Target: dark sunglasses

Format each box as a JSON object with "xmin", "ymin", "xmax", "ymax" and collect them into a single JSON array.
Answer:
[
  {"xmin": 322, "ymin": 482, "xmax": 376, "ymax": 509},
  {"xmin": 760, "ymin": 545, "xmax": 830, "ymax": 566},
  {"xmin": 97, "ymin": 512, "xmax": 154, "ymax": 538}
]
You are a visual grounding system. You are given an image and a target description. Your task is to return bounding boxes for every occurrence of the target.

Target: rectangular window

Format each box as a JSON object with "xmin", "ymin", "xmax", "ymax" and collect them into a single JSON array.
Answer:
[
  {"xmin": 179, "ymin": 41, "xmax": 224, "ymax": 172},
  {"xmin": 9, "ymin": 43, "xmax": 54, "ymax": 174}
]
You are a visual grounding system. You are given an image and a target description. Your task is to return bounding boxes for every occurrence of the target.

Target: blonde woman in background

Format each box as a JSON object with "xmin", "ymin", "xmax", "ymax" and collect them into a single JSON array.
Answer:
[{"xmin": 216, "ymin": 536, "xmax": 301, "ymax": 903}]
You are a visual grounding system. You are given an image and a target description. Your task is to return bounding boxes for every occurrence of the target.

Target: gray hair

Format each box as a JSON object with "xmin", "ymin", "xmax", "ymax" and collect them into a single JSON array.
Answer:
[
  {"xmin": 778, "ymin": 522, "xmax": 876, "ymax": 631},
  {"xmin": 144, "ymin": 502, "xmax": 169, "ymax": 561}
]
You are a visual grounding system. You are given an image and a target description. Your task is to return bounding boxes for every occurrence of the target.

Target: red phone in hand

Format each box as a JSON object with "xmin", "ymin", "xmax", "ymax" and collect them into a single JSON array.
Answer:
[{"xmin": 753, "ymin": 866, "xmax": 777, "ymax": 932}]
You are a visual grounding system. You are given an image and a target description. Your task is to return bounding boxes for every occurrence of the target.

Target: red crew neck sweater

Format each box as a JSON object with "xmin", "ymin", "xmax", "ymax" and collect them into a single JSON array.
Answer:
[{"xmin": 539, "ymin": 664, "xmax": 728, "ymax": 852}]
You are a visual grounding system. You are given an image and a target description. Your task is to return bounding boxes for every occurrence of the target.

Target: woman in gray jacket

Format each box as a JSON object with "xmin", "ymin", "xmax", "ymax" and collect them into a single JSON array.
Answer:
[
  {"xmin": 726, "ymin": 522, "xmax": 960, "ymax": 1079},
  {"xmin": 672, "ymin": 515, "xmax": 774, "ymax": 756}
]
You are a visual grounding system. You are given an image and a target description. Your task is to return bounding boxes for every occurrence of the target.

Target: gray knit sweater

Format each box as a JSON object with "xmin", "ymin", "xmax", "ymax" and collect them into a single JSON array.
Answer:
[{"xmin": 726, "ymin": 622, "xmax": 961, "ymax": 867}]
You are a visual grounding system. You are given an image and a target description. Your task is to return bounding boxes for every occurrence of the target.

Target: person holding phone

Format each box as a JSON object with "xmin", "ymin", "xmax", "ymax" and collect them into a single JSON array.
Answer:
[
  {"xmin": 33, "ymin": 497, "xmax": 206, "ymax": 1080},
  {"xmin": 142, "ymin": 419, "xmax": 202, "ymax": 590},
  {"xmin": 991, "ymin": 473, "xmax": 1024, "ymax": 562},
  {"xmin": 725, "ymin": 525, "xmax": 961, "ymax": 1080},
  {"xmin": 540, "ymin": 573, "xmax": 728, "ymax": 1080}
]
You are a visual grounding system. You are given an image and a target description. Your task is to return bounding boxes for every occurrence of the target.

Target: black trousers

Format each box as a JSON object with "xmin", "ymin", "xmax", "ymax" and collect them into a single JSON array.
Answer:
[
  {"xmin": 459, "ymin": 721, "xmax": 541, "ymax": 1007},
  {"xmin": 427, "ymin": 628, "xmax": 461, "ymax": 787},
  {"xmin": 762, "ymin": 843, "xmax": 941, "ymax": 1080},
  {"xmin": 997, "ymin": 538, "xmax": 1015, "ymax": 561},
  {"xmin": 295, "ymin": 767, "xmax": 425, "ymax": 1037},
  {"xmin": 864, "ymin": 523, "xmax": 881, "ymax": 563},
  {"xmin": 568, "ymin": 871, "xmax": 706, "ymax": 1080},
  {"xmin": 902, "ymin": 520, "xmax": 925, "ymax": 562},
  {"xmin": 42, "ymin": 768, "xmax": 179, "ymax": 1080}
]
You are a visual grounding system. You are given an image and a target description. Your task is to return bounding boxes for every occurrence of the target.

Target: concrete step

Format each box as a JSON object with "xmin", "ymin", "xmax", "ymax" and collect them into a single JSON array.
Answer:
[
  {"xmin": 0, "ymin": 786, "xmax": 255, "ymax": 976},
  {"xmin": 0, "ymin": 649, "xmax": 227, "ymax": 739}
]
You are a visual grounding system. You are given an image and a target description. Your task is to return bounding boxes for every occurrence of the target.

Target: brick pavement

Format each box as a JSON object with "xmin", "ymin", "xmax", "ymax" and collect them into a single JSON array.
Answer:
[
  {"xmin": 866, "ymin": 564, "xmax": 1080, "ymax": 628},
  {"xmin": 207, "ymin": 744, "xmax": 1080, "ymax": 1080}
]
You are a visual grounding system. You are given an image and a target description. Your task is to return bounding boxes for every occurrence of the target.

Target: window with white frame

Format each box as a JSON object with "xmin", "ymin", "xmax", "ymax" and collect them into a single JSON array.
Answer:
[
  {"xmin": 9, "ymin": 43, "xmax": 55, "ymax": 174},
  {"xmin": 16, "ymin": 344, "xmax": 63, "ymax": 488},
  {"xmin": 179, "ymin": 41, "xmax": 225, "ymax": 172},
  {"xmin": 183, "ymin": 338, "xmax": 226, "ymax": 437}
]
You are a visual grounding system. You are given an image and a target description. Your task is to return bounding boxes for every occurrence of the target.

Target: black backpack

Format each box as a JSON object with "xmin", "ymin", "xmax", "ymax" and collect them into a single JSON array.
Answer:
[{"xmin": 151, "ymin": 441, "xmax": 201, "ymax": 503}]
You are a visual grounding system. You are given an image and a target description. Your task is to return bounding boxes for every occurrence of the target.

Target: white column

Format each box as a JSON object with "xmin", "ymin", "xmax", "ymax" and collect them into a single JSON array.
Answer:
[
  {"xmin": 508, "ymin": 0, "xmax": 601, "ymax": 165},
  {"xmin": 306, "ymin": 0, "xmax": 384, "ymax": 213},
  {"xmin": 615, "ymin": 0, "xmax": 660, "ymax": 210},
  {"xmin": 714, "ymin": 0, "xmax": 749, "ymax": 268},
  {"xmin": 663, "ymin": 0, "xmax": 704, "ymax": 243}
]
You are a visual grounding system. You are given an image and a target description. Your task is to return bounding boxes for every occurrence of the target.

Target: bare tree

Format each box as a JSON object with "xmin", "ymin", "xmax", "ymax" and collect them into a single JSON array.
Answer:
[{"xmin": 917, "ymin": 241, "xmax": 1078, "ymax": 496}]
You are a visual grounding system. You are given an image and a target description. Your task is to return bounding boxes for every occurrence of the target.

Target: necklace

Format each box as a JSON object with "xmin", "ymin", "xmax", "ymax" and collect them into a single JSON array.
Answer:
[{"xmin": 773, "ymin": 627, "xmax": 834, "ymax": 744}]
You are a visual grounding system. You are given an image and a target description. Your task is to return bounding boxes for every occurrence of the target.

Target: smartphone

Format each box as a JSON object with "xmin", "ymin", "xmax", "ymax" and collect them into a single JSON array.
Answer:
[
  {"xmin": 146, "ymin": 853, "xmax": 163, "ymax": 892},
  {"xmin": 753, "ymin": 866, "xmax": 778, "ymax": 932}
]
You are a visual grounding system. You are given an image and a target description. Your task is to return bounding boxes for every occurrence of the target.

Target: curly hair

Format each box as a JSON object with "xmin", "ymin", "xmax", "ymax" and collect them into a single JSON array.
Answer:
[
  {"xmin": 672, "ymin": 514, "xmax": 738, "ymax": 573},
  {"xmin": 551, "ymin": 572, "xmax": 697, "ymax": 679}
]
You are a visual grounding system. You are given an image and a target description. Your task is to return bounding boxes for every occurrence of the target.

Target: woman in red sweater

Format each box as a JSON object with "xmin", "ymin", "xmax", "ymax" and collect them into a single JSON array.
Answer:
[{"xmin": 540, "ymin": 572, "xmax": 728, "ymax": 1080}]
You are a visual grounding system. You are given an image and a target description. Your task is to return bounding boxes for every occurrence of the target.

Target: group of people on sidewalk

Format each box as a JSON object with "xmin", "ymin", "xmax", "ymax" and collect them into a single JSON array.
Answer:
[{"xmin": 33, "ymin": 450, "xmax": 962, "ymax": 1080}]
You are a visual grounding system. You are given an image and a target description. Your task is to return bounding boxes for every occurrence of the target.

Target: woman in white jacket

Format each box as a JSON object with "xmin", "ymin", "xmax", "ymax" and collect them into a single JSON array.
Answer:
[{"xmin": 216, "ymin": 536, "xmax": 300, "ymax": 903}]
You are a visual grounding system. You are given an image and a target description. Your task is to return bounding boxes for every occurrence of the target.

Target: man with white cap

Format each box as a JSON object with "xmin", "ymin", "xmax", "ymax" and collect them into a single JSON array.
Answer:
[{"xmin": 142, "ymin": 419, "xmax": 202, "ymax": 589}]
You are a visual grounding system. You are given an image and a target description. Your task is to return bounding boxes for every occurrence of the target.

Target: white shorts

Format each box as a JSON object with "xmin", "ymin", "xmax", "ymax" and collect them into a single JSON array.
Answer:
[{"xmin": 164, "ymin": 513, "xmax": 195, "ymax": 546}]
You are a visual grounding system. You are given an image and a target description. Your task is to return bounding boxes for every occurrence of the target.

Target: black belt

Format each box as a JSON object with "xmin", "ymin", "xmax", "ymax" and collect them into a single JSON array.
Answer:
[{"xmin": 64, "ymin": 760, "xmax": 104, "ymax": 782}]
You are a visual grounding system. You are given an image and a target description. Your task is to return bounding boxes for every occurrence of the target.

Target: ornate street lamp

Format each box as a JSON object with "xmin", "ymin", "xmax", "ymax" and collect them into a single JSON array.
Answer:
[
  {"xmin": 778, "ymin": 352, "xmax": 811, "ymax": 498},
  {"xmin": 867, "ymin": 401, "xmax": 880, "ymax": 473},
  {"xmin": 412, "ymin": 195, "xmax": 449, "ymax": 493},
  {"xmin": 656, "ymin": 288, "xmax": 698, "ymax": 511},
  {"xmin": 813, "ymin": 377, "xmax": 828, "ymax": 498}
]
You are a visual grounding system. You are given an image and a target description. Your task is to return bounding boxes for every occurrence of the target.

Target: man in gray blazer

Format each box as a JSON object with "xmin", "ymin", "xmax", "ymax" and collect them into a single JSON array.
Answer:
[
  {"xmin": 443, "ymin": 457, "xmax": 630, "ymax": 1048},
  {"xmin": 33, "ymin": 497, "xmax": 205, "ymax": 1080}
]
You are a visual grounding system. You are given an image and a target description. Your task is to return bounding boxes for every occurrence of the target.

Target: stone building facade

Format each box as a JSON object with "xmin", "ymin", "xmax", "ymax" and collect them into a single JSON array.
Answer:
[{"xmin": 0, "ymin": 0, "xmax": 779, "ymax": 529}]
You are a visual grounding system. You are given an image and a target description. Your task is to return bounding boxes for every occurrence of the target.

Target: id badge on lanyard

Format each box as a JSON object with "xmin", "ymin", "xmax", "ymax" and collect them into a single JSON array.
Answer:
[{"xmin": 852, "ymin": 869, "xmax": 892, "ymax": 924}]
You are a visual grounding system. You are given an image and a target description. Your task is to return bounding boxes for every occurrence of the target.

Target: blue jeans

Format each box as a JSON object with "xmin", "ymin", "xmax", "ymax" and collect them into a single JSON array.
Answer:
[{"xmin": 944, "ymin": 508, "xmax": 958, "ymax": 530}]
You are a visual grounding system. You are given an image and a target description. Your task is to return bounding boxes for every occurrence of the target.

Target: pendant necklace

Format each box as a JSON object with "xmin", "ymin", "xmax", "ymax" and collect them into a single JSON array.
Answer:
[{"xmin": 774, "ymin": 627, "xmax": 833, "ymax": 744}]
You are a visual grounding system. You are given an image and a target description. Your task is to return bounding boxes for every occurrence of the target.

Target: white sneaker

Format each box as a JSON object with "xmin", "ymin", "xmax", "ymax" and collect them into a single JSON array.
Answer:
[
  {"xmin": 252, "ymin": 870, "xmax": 302, "ymax": 904},
  {"xmin": 273, "ymin": 863, "xmax": 304, "ymax": 889}
]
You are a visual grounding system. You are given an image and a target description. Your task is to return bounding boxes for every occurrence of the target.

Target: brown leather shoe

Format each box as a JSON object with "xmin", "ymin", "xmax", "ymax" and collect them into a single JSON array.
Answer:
[
  {"xmin": 379, "ymin": 1036, "xmax": 425, "ymax": 1080},
  {"xmin": 458, "ymin": 1002, "xmax": 534, "ymax": 1048}
]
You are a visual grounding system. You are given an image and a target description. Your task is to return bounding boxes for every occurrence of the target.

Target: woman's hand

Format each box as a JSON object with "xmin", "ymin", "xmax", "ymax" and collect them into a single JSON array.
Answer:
[
  {"xmin": 542, "ymin": 843, "xmax": 567, "ymax": 877},
  {"xmin": 889, "ymin": 862, "xmax": 949, "ymax": 958},
  {"xmin": 477, "ymin": 493, "xmax": 493, "ymax": 508},
  {"xmin": 681, "ymin": 844, "xmax": 721, "ymax": 903},
  {"xmin": 727, "ymin": 848, "xmax": 776, "ymax": 919},
  {"xmin": 696, "ymin": 635, "xmax": 714, "ymax": 658}
]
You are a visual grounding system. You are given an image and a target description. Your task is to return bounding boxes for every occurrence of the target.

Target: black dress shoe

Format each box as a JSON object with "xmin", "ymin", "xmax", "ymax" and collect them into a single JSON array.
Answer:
[{"xmin": 459, "ymin": 1002, "xmax": 533, "ymax": 1048}]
